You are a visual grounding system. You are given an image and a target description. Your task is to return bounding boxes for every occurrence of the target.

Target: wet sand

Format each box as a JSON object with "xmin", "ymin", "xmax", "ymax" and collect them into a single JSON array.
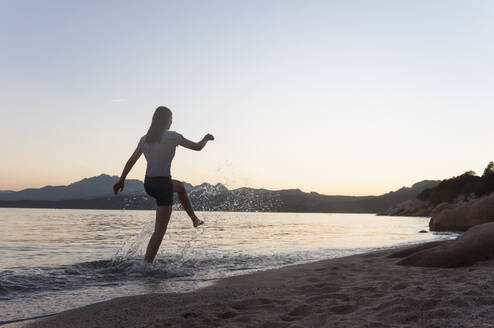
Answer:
[{"xmin": 21, "ymin": 244, "xmax": 494, "ymax": 328}]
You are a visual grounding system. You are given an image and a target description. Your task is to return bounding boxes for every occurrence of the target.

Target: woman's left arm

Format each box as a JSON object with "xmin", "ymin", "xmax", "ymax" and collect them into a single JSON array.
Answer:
[
  {"xmin": 179, "ymin": 134, "xmax": 215, "ymax": 151},
  {"xmin": 113, "ymin": 147, "xmax": 143, "ymax": 195}
]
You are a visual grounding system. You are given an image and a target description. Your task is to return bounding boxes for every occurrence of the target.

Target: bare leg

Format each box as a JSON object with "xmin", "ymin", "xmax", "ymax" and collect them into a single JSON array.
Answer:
[
  {"xmin": 144, "ymin": 205, "xmax": 172, "ymax": 263},
  {"xmin": 172, "ymin": 179, "xmax": 203, "ymax": 227}
]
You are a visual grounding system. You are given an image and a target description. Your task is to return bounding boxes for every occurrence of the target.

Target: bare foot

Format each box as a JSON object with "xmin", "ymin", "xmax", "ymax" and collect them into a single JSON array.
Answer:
[{"xmin": 193, "ymin": 218, "xmax": 204, "ymax": 228}]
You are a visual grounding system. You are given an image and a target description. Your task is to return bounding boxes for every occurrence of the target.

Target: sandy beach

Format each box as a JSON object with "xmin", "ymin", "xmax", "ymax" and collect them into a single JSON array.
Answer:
[{"xmin": 12, "ymin": 241, "xmax": 493, "ymax": 328}]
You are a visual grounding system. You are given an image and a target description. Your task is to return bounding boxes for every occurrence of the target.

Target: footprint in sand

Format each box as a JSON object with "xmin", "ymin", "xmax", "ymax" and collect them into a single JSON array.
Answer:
[
  {"xmin": 261, "ymin": 322, "xmax": 292, "ymax": 328},
  {"xmin": 295, "ymin": 284, "xmax": 339, "ymax": 295},
  {"xmin": 326, "ymin": 293, "xmax": 351, "ymax": 301},
  {"xmin": 305, "ymin": 295, "xmax": 327, "ymax": 304},
  {"xmin": 391, "ymin": 283, "xmax": 409, "ymax": 290},
  {"xmin": 306, "ymin": 277, "xmax": 320, "ymax": 283},
  {"xmin": 231, "ymin": 297, "xmax": 285, "ymax": 311},
  {"xmin": 329, "ymin": 304, "xmax": 358, "ymax": 314},
  {"xmin": 279, "ymin": 315, "xmax": 300, "ymax": 322},
  {"xmin": 354, "ymin": 286, "xmax": 377, "ymax": 293},
  {"xmin": 288, "ymin": 305, "xmax": 312, "ymax": 317},
  {"xmin": 182, "ymin": 312, "xmax": 198, "ymax": 318},
  {"xmin": 217, "ymin": 311, "xmax": 237, "ymax": 319},
  {"xmin": 232, "ymin": 315, "xmax": 255, "ymax": 323},
  {"xmin": 278, "ymin": 304, "xmax": 314, "ymax": 323}
]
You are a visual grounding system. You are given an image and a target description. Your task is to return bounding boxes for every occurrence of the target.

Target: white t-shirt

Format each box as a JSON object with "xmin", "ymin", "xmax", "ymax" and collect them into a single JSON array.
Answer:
[{"xmin": 137, "ymin": 130, "xmax": 183, "ymax": 177}]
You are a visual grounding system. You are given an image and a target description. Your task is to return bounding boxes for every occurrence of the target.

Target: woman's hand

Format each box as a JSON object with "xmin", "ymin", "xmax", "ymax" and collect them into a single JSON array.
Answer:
[
  {"xmin": 180, "ymin": 134, "xmax": 215, "ymax": 151},
  {"xmin": 113, "ymin": 180, "xmax": 124, "ymax": 195},
  {"xmin": 114, "ymin": 147, "xmax": 142, "ymax": 195}
]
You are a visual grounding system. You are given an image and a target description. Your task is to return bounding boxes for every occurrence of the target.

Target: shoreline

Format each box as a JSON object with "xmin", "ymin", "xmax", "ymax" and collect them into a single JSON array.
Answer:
[
  {"xmin": 1, "ymin": 242, "xmax": 416, "ymax": 327},
  {"xmin": 0, "ymin": 206, "xmax": 383, "ymax": 215},
  {"xmin": 17, "ymin": 240, "xmax": 494, "ymax": 328}
]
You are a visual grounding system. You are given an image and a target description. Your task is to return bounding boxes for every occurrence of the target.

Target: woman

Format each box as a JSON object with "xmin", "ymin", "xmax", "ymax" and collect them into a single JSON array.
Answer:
[{"xmin": 113, "ymin": 106, "xmax": 214, "ymax": 263}]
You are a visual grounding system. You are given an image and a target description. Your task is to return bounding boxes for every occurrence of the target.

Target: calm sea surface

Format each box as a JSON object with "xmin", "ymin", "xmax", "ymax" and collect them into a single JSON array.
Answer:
[{"xmin": 0, "ymin": 208, "xmax": 457, "ymax": 323}]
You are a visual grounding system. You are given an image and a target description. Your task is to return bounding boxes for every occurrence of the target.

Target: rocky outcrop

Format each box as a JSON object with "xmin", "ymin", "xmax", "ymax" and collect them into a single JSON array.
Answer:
[
  {"xmin": 381, "ymin": 193, "xmax": 478, "ymax": 218},
  {"xmin": 390, "ymin": 222, "xmax": 494, "ymax": 267},
  {"xmin": 429, "ymin": 193, "xmax": 494, "ymax": 231},
  {"xmin": 379, "ymin": 198, "xmax": 435, "ymax": 217}
]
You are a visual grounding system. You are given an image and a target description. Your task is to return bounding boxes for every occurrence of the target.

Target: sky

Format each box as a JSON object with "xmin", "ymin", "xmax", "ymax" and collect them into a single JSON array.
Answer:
[{"xmin": 1, "ymin": 0, "xmax": 493, "ymax": 196}]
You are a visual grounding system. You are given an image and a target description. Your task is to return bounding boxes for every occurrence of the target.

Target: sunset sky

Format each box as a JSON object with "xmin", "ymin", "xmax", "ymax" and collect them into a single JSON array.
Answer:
[{"xmin": 2, "ymin": 0, "xmax": 493, "ymax": 195}]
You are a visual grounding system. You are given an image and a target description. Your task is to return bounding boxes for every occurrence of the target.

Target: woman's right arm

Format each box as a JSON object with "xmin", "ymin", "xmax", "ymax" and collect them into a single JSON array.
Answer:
[
  {"xmin": 113, "ymin": 147, "xmax": 143, "ymax": 195},
  {"xmin": 180, "ymin": 134, "xmax": 214, "ymax": 151}
]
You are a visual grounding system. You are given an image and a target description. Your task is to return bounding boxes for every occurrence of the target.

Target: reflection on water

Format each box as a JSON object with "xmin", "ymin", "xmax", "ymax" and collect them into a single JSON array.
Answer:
[{"xmin": 0, "ymin": 208, "xmax": 456, "ymax": 323}]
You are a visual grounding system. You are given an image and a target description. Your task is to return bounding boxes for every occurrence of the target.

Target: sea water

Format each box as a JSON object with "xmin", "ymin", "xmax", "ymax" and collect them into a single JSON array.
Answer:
[{"xmin": 0, "ymin": 208, "xmax": 457, "ymax": 323}]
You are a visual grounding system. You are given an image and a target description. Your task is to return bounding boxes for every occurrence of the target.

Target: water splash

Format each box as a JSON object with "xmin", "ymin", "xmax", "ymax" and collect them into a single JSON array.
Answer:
[
  {"xmin": 111, "ymin": 211, "xmax": 208, "ymax": 282},
  {"xmin": 114, "ymin": 220, "xmax": 154, "ymax": 260}
]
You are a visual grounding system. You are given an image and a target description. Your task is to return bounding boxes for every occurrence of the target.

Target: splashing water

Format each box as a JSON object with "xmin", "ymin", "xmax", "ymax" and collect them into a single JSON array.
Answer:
[
  {"xmin": 114, "ymin": 220, "xmax": 155, "ymax": 260},
  {"xmin": 112, "ymin": 217, "xmax": 207, "ymax": 278}
]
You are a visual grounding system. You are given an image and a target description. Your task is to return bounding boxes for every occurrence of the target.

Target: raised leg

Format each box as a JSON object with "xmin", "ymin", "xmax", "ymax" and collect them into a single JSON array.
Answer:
[
  {"xmin": 172, "ymin": 179, "xmax": 203, "ymax": 227},
  {"xmin": 144, "ymin": 205, "xmax": 172, "ymax": 263}
]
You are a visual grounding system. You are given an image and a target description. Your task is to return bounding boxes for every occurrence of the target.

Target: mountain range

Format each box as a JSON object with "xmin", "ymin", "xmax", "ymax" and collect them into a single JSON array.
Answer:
[
  {"xmin": 0, "ymin": 174, "xmax": 145, "ymax": 201},
  {"xmin": 0, "ymin": 174, "xmax": 439, "ymax": 213}
]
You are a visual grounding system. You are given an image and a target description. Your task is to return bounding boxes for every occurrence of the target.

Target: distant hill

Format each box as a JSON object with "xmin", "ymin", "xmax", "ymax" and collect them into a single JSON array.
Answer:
[
  {"xmin": 0, "ymin": 174, "xmax": 145, "ymax": 201},
  {"xmin": 418, "ymin": 162, "xmax": 494, "ymax": 205},
  {"xmin": 381, "ymin": 162, "xmax": 494, "ymax": 217},
  {"xmin": 0, "ymin": 175, "xmax": 439, "ymax": 213}
]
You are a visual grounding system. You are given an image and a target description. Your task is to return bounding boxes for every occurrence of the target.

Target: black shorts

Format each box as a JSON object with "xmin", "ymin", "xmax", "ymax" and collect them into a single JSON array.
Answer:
[{"xmin": 144, "ymin": 176, "xmax": 174, "ymax": 206}]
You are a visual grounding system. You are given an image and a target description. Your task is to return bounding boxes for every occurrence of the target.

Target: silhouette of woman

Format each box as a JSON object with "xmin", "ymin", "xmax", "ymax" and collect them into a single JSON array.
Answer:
[{"xmin": 113, "ymin": 106, "xmax": 214, "ymax": 263}]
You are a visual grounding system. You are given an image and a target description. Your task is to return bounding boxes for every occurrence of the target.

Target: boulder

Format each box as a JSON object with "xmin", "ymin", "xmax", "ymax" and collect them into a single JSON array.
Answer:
[
  {"xmin": 391, "ymin": 222, "xmax": 494, "ymax": 268},
  {"xmin": 429, "ymin": 192, "xmax": 494, "ymax": 231},
  {"xmin": 380, "ymin": 198, "xmax": 434, "ymax": 217},
  {"xmin": 388, "ymin": 241, "xmax": 447, "ymax": 258},
  {"xmin": 429, "ymin": 202, "xmax": 454, "ymax": 217}
]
